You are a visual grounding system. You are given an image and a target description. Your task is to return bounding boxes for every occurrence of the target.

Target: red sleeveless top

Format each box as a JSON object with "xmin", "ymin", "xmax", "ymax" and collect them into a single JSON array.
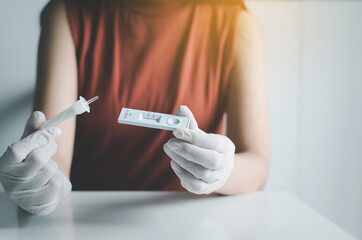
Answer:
[{"xmin": 62, "ymin": 0, "xmax": 245, "ymax": 190}]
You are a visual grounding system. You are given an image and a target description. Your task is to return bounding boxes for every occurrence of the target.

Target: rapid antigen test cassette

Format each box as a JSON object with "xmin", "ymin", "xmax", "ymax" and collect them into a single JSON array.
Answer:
[{"xmin": 118, "ymin": 108, "xmax": 190, "ymax": 131}]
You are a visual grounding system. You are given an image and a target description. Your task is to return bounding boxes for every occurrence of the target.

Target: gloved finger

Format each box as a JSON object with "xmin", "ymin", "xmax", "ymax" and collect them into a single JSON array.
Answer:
[
  {"xmin": 31, "ymin": 171, "xmax": 71, "ymax": 216},
  {"xmin": 6, "ymin": 140, "xmax": 57, "ymax": 177},
  {"xmin": 26, "ymin": 198, "xmax": 60, "ymax": 216},
  {"xmin": 23, "ymin": 172, "xmax": 71, "ymax": 216},
  {"xmin": 0, "ymin": 160, "xmax": 58, "ymax": 192},
  {"xmin": 24, "ymin": 160, "xmax": 59, "ymax": 191},
  {"xmin": 40, "ymin": 171, "xmax": 65, "ymax": 204},
  {"xmin": 176, "ymin": 105, "xmax": 198, "ymax": 130},
  {"xmin": 22, "ymin": 111, "xmax": 47, "ymax": 139},
  {"xmin": 60, "ymin": 172, "xmax": 72, "ymax": 199},
  {"xmin": 20, "ymin": 140, "xmax": 57, "ymax": 177},
  {"xmin": 164, "ymin": 144, "xmax": 220, "ymax": 183},
  {"xmin": 12, "ymin": 171, "xmax": 64, "ymax": 209},
  {"xmin": 173, "ymin": 128, "xmax": 232, "ymax": 153},
  {"xmin": 4, "ymin": 127, "xmax": 61, "ymax": 164},
  {"xmin": 170, "ymin": 160, "xmax": 212, "ymax": 195},
  {"xmin": 165, "ymin": 138, "xmax": 226, "ymax": 170}
]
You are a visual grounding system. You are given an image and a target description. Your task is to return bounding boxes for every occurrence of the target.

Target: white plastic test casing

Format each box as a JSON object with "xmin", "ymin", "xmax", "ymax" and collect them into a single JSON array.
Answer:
[{"xmin": 118, "ymin": 108, "xmax": 190, "ymax": 131}]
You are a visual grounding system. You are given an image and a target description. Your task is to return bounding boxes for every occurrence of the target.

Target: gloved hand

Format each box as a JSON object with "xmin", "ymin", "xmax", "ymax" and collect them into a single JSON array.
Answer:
[
  {"xmin": 163, "ymin": 106, "xmax": 235, "ymax": 194},
  {"xmin": 0, "ymin": 111, "xmax": 72, "ymax": 216}
]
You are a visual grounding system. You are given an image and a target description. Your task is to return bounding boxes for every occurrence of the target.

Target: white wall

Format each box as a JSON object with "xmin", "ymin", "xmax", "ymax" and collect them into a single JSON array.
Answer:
[
  {"xmin": 247, "ymin": 0, "xmax": 303, "ymax": 199},
  {"xmin": 246, "ymin": 1, "xmax": 362, "ymax": 239},
  {"xmin": 0, "ymin": 0, "xmax": 50, "ymax": 193},
  {"xmin": 0, "ymin": 0, "xmax": 361, "ymax": 239},
  {"xmin": 300, "ymin": 2, "xmax": 362, "ymax": 238}
]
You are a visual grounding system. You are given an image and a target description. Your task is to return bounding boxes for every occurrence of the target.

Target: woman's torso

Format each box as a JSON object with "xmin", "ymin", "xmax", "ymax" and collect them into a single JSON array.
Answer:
[{"xmin": 61, "ymin": 0, "xmax": 244, "ymax": 190}]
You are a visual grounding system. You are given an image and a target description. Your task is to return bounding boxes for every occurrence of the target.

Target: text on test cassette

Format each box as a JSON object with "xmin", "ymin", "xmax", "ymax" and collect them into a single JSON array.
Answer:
[{"xmin": 118, "ymin": 108, "xmax": 190, "ymax": 131}]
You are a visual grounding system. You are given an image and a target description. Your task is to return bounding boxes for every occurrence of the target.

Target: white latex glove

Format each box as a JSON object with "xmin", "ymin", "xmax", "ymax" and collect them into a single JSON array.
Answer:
[
  {"xmin": 163, "ymin": 106, "xmax": 235, "ymax": 194},
  {"xmin": 0, "ymin": 111, "xmax": 72, "ymax": 216}
]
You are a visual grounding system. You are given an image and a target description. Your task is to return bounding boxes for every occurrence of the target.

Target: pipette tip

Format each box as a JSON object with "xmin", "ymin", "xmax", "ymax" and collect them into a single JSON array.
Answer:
[{"xmin": 87, "ymin": 96, "xmax": 99, "ymax": 105}]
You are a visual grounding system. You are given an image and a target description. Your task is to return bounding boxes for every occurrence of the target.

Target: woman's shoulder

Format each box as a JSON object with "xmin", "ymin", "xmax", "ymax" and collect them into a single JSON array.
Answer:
[
  {"xmin": 235, "ymin": 10, "xmax": 263, "ymax": 42},
  {"xmin": 40, "ymin": 0, "xmax": 67, "ymax": 28},
  {"xmin": 196, "ymin": 0, "xmax": 247, "ymax": 8},
  {"xmin": 40, "ymin": 0, "xmax": 98, "ymax": 22}
]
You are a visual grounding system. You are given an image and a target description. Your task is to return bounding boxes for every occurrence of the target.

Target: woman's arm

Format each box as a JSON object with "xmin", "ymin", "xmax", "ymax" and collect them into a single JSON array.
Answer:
[
  {"xmin": 217, "ymin": 10, "xmax": 270, "ymax": 195},
  {"xmin": 34, "ymin": 0, "xmax": 77, "ymax": 178}
]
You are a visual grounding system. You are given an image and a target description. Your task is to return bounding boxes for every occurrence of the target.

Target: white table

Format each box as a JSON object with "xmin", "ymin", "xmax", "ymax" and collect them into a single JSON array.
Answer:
[{"xmin": 0, "ymin": 191, "xmax": 356, "ymax": 240}]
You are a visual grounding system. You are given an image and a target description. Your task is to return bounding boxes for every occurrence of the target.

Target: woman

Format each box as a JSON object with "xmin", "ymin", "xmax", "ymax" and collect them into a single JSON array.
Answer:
[{"xmin": 0, "ymin": 0, "xmax": 269, "ymax": 215}]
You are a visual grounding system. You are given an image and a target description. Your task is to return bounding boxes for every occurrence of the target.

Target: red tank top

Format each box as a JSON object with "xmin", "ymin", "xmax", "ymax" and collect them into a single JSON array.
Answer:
[{"xmin": 62, "ymin": 0, "xmax": 245, "ymax": 190}]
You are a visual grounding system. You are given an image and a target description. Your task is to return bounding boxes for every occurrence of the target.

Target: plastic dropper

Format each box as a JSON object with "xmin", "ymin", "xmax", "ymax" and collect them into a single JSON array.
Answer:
[{"xmin": 41, "ymin": 96, "xmax": 99, "ymax": 128}]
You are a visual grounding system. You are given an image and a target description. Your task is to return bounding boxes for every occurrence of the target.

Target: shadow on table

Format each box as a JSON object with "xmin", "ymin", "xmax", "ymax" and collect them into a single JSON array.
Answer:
[
  {"xmin": 72, "ymin": 192, "xmax": 206, "ymax": 224},
  {"xmin": 6, "ymin": 192, "xmax": 203, "ymax": 227},
  {"xmin": 69, "ymin": 191, "xmax": 269, "ymax": 239},
  {"xmin": 7, "ymin": 192, "xmax": 269, "ymax": 240},
  {"xmin": 0, "ymin": 194, "xmax": 19, "ymax": 229},
  {"xmin": 0, "ymin": 193, "xmax": 41, "ymax": 229}
]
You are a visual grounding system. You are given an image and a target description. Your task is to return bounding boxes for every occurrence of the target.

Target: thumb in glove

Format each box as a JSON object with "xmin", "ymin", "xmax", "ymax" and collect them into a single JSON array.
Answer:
[{"xmin": 22, "ymin": 111, "xmax": 47, "ymax": 139}]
